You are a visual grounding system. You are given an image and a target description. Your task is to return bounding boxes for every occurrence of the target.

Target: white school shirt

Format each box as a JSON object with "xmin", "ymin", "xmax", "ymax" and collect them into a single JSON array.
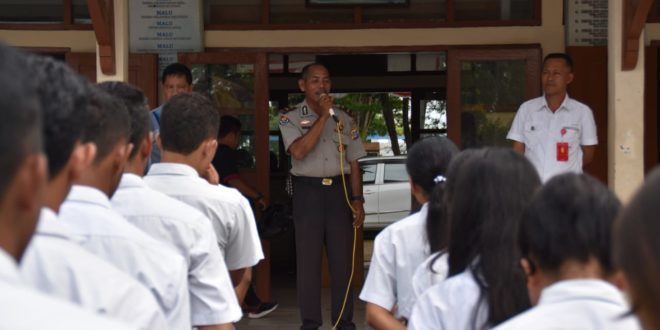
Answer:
[
  {"xmin": 111, "ymin": 173, "xmax": 243, "ymax": 325},
  {"xmin": 507, "ymin": 95, "xmax": 598, "ymax": 182},
  {"xmin": 145, "ymin": 163, "xmax": 264, "ymax": 270},
  {"xmin": 493, "ymin": 279, "xmax": 641, "ymax": 330},
  {"xmin": 359, "ymin": 203, "xmax": 429, "ymax": 319},
  {"xmin": 0, "ymin": 248, "xmax": 137, "ymax": 330},
  {"xmin": 59, "ymin": 185, "xmax": 191, "ymax": 330},
  {"xmin": 408, "ymin": 270, "xmax": 488, "ymax": 330},
  {"xmin": 20, "ymin": 208, "xmax": 168, "ymax": 330},
  {"xmin": 411, "ymin": 252, "xmax": 449, "ymax": 308}
]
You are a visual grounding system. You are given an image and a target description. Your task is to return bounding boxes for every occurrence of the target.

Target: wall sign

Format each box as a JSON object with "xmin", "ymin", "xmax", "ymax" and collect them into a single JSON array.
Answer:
[
  {"xmin": 566, "ymin": 0, "xmax": 608, "ymax": 46},
  {"xmin": 129, "ymin": 0, "xmax": 203, "ymax": 76}
]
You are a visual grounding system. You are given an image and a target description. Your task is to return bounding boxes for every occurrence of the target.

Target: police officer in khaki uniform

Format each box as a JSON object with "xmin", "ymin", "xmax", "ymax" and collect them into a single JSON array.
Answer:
[{"xmin": 279, "ymin": 63, "xmax": 366, "ymax": 330}]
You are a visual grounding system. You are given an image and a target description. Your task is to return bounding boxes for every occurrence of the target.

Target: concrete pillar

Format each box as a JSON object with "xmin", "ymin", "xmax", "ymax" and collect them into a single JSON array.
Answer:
[
  {"xmin": 97, "ymin": 0, "xmax": 128, "ymax": 82},
  {"xmin": 608, "ymin": 0, "xmax": 646, "ymax": 202}
]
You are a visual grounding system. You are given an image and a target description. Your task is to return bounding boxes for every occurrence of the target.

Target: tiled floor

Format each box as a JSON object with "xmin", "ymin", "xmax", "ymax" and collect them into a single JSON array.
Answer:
[
  {"xmin": 236, "ymin": 279, "xmax": 367, "ymax": 330},
  {"xmin": 236, "ymin": 238, "xmax": 374, "ymax": 329}
]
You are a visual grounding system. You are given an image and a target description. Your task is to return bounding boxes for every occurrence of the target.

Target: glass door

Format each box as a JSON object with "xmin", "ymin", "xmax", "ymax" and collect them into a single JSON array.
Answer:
[
  {"xmin": 447, "ymin": 47, "xmax": 542, "ymax": 148},
  {"xmin": 179, "ymin": 52, "xmax": 270, "ymax": 201}
]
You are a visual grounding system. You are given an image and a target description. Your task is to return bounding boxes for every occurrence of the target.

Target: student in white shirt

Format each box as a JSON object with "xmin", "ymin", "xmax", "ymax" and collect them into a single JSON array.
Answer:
[
  {"xmin": 359, "ymin": 136, "xmax": 457, "ymax": 329},
  {"xmin": 409, "ymin": 148, "xmax": 541, "ymax": 330},
  {"xmin": 59, "ymin": 87, "xmax": 191, "ymax": 330},
  {"xmin": 495, "ymin": 173, "xmax": 640, "ymax": 330},
  {"xmin": 0, "ymin": 43, "xmax": 135, "ymax": 330},
  {"xmin": 144, "ymin": 92, "xmax": 264, "ymax": 304},
  {"xmin": 409, "ymin": 150, "xmax": 478, "ymax": 308},
  {"xmin": 101, "ymin": 81, "xmax": 242, "ymax": 329},
  {"xmin": 613, "ymin": 168, "xmax": 660, "ymax": 330},
  {"xmin": 18, "ymin": 57, "xmax": 167, "ymax": 330}
]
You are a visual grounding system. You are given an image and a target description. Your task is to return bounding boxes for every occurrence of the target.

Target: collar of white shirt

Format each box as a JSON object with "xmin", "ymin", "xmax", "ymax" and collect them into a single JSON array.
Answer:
[
  {"xmin": 0, "ymin": 248, "xmax": 20, "ymax": 284},
  {"xmin": 67, "ymin": 185, "xmax": 112, "ymax": 210},
  {"xmin": 539, "ymin": 94, "xmax": 572, "ymax": 112},
  {"xmin": 36, "ymin": 207, "xmax": 75, "ymax": 241},
  {"xmin": 539, "ymin": 279, "xmax": 628, "ymax": 307},
  {"xmin": 118, "ymin": 173, "xmax": 148, "ymax": 190},
  {"xmin": 147, "ymin": 163, "xmax": 199, "ymax": 178}
]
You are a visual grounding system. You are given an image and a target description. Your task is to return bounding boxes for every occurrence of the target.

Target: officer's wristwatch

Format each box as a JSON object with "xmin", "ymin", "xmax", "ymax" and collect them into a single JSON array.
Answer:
[{"xmin": 351, "ymin": 195, "xmax": 365, "ymax": 203}]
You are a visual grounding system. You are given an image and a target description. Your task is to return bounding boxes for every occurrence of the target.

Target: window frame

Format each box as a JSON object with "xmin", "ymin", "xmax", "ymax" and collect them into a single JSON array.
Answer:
[
  {"xmin": 204, "ymin": 0, "xmax": 542, "ymax": 30},
  {"xmin": 0, "ymin": 0, "xmax": 93, "ymax": 30}
]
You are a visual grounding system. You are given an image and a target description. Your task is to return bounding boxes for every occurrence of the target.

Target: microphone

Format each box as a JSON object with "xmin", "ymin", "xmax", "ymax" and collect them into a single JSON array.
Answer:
[
  {"xmin": 321, "ymin": 92, "xmax": 339, "ymax": 123},
  {"xmin": 329, "ymin": 108, "xmax": 339, "ymax": 123}
]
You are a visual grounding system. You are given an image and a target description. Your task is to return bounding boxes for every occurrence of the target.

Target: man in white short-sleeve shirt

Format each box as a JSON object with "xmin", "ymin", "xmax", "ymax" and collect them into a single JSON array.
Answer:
[
  {"xmin": 19, "ymin": 57, "xmax": 167, "ymax": 330},
  {"xmin": 104, "ymin": 80, "xmax": 242, "ymax": 329},
  {"xmin": 507, "ymin": 53, "xmax": 597, "ymax": 182},
  {"xmin": 22, "ymin": 210, "xmax": 168, "ymax": 330},
  {"xmin": 59, "ymin": 87, "xmax": 191, "ymax": 330},
  {"xmin": 144, "ymin": 92, "xmax": 264, "ymax": 304},
  {"xmin": 0, "ymin": 43, "xmax": 136, "ymax": 330}
]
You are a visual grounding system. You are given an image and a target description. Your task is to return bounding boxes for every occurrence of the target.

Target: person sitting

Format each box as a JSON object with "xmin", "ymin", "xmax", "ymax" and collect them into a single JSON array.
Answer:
[{"xmin": 495, "ymin": 173, "xmax": 640, "ymax": 330}]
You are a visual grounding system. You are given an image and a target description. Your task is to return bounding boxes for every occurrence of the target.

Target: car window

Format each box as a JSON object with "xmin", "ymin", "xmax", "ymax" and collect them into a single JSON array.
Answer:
[
  {"xmin": 384, "ymin": 163, "xmax": 408, "ymax": 183},
  {"xmin": 361, "ymin": 163, "xmax": 377, "ymax": 184}
]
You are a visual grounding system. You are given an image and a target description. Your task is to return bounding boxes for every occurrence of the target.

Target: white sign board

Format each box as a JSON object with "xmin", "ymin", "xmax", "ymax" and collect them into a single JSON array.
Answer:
[
  {"xmin": 566, "ymin": 0, "xmax": 608, "ymax": 46},
  {"xmin": 129, "ymin": 0, "xmax": 203, "ymax": 53}
]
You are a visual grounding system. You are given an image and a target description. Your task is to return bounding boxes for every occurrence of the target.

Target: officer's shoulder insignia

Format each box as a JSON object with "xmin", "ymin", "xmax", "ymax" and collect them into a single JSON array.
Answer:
[
  {"xmin": 279, "ymin": 114, "xmax": 291, "ymax": 126},
  {"xmin": 351, "ymin": 127, "xmax": 360, "ymax": 140},
  {"xmin": 279, "ymin": 106, "xmax": 296, "ymax": 115}
]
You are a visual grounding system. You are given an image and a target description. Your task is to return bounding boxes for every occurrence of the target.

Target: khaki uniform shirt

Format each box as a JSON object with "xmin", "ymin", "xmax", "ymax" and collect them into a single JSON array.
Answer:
[{"xmin": 279, "ymin": 100, "xmax": 367, "ymax": 177}]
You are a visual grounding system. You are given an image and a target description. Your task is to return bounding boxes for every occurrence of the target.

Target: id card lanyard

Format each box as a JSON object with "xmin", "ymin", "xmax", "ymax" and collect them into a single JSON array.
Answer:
[{"xmin": 557, "ymin": 127, "xmax": 568, "ymax": 162}]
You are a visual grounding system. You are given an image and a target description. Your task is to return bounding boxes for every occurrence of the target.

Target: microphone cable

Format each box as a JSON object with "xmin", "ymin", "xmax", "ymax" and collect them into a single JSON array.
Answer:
[{"xmin": 333, "ymin": 117, "xmax": 358, "ymax": 330}]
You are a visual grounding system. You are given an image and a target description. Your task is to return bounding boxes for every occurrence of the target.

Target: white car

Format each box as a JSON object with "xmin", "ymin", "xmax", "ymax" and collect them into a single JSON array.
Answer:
[{"xmin": 359, "ymin": 156, "xmax": 412, "ymax": 230}]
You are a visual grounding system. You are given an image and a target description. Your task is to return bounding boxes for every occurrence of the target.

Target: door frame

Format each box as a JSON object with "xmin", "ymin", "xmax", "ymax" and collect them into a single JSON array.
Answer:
[{"xmin": 446, "ymin": 46, "xmax": 542, "ymax": 147}]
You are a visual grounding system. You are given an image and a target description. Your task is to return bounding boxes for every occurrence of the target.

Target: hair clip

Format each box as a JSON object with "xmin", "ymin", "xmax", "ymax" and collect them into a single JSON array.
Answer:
[{"xmin": 433, "ymin": 175, "xmax": 447, "ymax": 184}]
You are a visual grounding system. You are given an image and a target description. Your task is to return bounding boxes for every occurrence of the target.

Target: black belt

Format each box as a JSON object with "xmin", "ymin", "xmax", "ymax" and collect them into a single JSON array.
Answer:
[{"xmin": 293, "ymin": 175, "xmax": 344, "ymax": 186}]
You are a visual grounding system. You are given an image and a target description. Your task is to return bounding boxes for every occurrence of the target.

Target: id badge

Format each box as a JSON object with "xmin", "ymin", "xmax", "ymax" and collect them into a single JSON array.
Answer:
[{"xmin": 557, "ymin": 142, "xmax": 569, "ymax": 162}]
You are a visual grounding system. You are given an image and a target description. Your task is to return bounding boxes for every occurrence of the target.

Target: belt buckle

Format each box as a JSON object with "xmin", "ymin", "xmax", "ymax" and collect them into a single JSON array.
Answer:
[{"xmin": 321, "ymin": 178, "xmax": 333, "ymax": 186}]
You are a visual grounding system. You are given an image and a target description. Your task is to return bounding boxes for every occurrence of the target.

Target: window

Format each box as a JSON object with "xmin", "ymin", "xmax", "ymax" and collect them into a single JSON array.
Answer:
[
  {"xmin": 0, "ymin": 0, "xmax": 64, "ymax": 23},
  {"xmin": 205, "ymin": 0, "xmax": 540, "ymax": 28},
  {"xmin": 454, "ymin": 0, "xmax": 535, "ymax": 21},
  {"xmin": 0, "ymin": 0, "xmax": 91, "ymax": 27},
  {"xmin": 362, "ymin": 163, "xmax": 378, "ymax": 184},
  {"xmin": 384, "ymin": 163, "xmax": 408, "ymax": 183}
]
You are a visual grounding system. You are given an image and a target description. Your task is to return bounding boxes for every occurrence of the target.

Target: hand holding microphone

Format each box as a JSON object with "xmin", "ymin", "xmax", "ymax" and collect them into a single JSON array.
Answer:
[{"xmin": 320, "ymin": 91, "xmax": 339, "ymax": 123}]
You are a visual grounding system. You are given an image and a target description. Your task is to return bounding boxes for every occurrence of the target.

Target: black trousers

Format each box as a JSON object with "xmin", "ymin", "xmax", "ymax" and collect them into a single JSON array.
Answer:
[{"xmin": 293, "ymin": 176, "xmax": 355, "ymax": 330}]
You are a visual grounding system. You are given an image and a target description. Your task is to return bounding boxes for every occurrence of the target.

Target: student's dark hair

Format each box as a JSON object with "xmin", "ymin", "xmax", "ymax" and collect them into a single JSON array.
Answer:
[
  {"xmin": 83, "ymin": 86, "xmax": 131, "ymax": 164},
  {"xmin": 300, "ymin": 62, "xmax": 328, "ymax": 80},
  {"xmin": 218, "ymin": 115, "xmax": 242, "ymax": 139},
  {"xmin": 97, "ymin": 81, "xmax": 150, "ymax": 160},
  {"xmin": 613, "ymin": 167, "xmax": 660, "ymax": 321},
  {"xmin": 161, "ymin": 62, "xmax": 192, "ymax": 85},
  {"xmin": 25, "ymin": 55, "xmax": 90, "ymax": 178},
  {"xmin": 445, "ymin": 148, "xmax": 540, "ymax": 328},
  {"xmin": 0, "ymin": 43, "xmax": 43, "ymax": 199},
  {"xmin": 406, "ymin": 136, "xmax": 458, "ymax": 253},
  {"xmin": 520, "ymin": 173, "xmax": 620, "ymax": 275},
  {"xmin": 544, "ymin": 53, "xmax": 574, "ymax": 72},
  {"xmin": 160, "ymin": 92, "xmax": 219, "ymax": 154}
]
